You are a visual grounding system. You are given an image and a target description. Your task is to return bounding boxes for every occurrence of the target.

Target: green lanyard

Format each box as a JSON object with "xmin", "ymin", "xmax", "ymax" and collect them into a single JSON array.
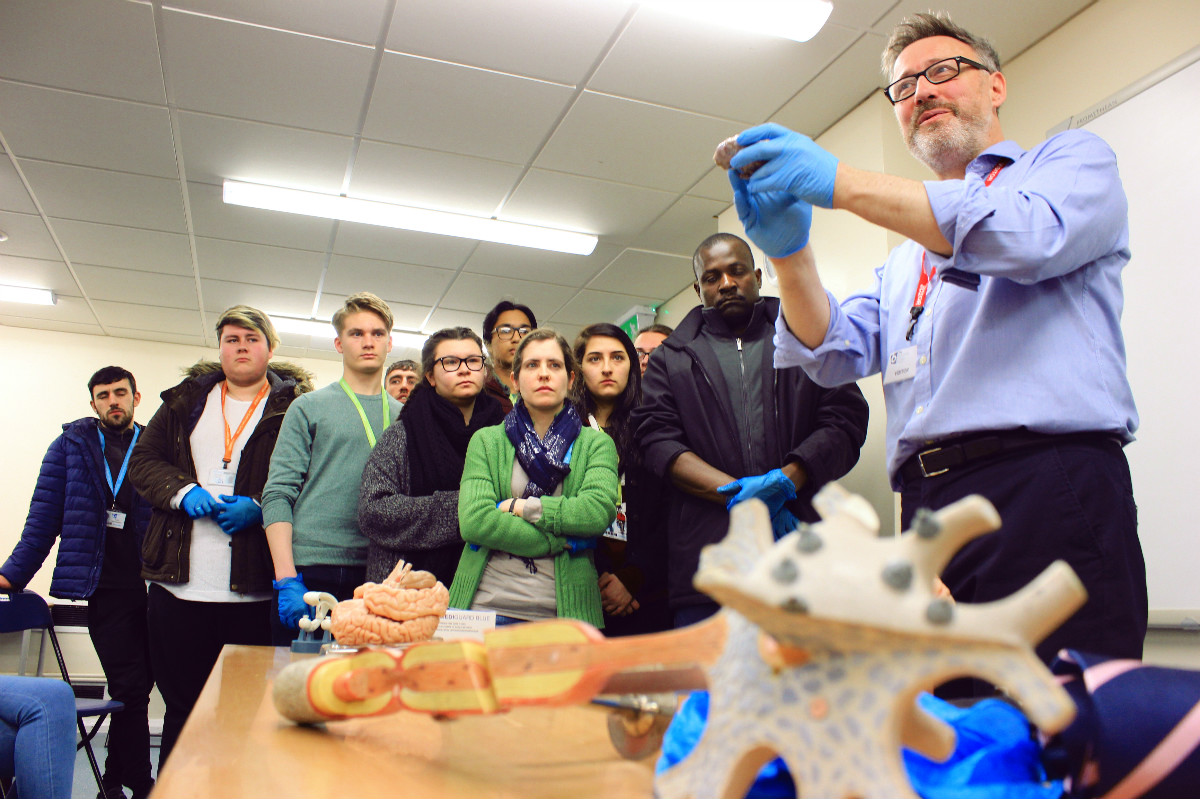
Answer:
[{"xmin": 339, "ymin": 379, "xmax": 390, "ymax": 448}]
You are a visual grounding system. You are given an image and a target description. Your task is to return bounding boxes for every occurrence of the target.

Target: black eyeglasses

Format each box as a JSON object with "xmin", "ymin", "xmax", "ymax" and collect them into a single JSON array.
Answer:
[
  {"xmin": 493, "ymin": 325, "xmax": 531, "ymax": 341},
  {"xmin": 883, "ymin": 56, "xmax": 991, "ymax": 104},
  {"xmin": 635, "ymin": 349, "xmax": 653, "ymax": 362},
  {"xmin": 434, "ymin": 355, "xmax": 486, "ymax": 372}
]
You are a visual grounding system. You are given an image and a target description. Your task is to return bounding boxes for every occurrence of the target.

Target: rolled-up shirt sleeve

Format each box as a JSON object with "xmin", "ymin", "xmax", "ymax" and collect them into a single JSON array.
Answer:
[{"xmin": 775, "ymin": 278, "xmax": 886, "ymax": 388}]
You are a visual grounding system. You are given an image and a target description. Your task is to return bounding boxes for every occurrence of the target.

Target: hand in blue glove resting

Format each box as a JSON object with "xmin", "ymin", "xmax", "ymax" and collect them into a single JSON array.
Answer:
[
  {"xmin": 273, "ymin": 574, "xmax": 308, "ymax": 630},
  {"xmin": 731, "ymin": 171, "xmax": 813, "ymax": 258},
  {"xmin": 733, "ymin": 122, "xmax": 839, "ymax": 208},
  {"xmin": 771, "ymin": 507, "xmax": 802, "ymax": 541},
  {"xmin": 180, "ymin": 485, "xmax": 218, "ymax": 519},
  {"xmin": 565, "ymin": 536, "xmax": 598, "ymax": 555},
  {"xmin": 717, "ymin": 468, "xmax": 798, "ymax": 517},
  {"xmin": 213, "ymin": 494, "xmax": 262, "ymax": 535}
]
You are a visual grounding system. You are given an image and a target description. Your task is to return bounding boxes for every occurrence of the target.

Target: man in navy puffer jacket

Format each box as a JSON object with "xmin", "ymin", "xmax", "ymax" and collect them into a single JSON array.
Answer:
[{"xmin": 0, "ymin": 365, "xmax": 156, "ymax": 799}]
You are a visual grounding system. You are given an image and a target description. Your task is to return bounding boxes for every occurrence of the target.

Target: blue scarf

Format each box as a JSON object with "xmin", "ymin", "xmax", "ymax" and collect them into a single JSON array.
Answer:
[{"xmin": 504, "ymin": 400, "xmax": 582, "ymax": 498}]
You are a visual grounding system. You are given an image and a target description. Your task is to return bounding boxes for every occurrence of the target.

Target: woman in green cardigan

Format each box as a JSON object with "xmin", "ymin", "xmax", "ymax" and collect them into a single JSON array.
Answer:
[{"xmin": 449, "ymin": 328, "xmax": 618, "ymax": 628}]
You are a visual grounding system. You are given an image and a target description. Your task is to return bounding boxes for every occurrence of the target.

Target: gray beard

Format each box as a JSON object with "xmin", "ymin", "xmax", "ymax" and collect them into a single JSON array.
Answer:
[{"xmin": 907, "ymin": 103, "xmax": 991, "ymax": 176}]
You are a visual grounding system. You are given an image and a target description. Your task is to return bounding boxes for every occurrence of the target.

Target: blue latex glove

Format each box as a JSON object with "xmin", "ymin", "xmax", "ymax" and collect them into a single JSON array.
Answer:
[
  {"xmin": 565, "ymin": 536, "xmax": 597, "ymax": 555},
  {"xmin": 771, "ymin": 507, "xmax": 801, "ymax": 541},
  {"xmin": 180, "ymin": 485, "xmax": 218, "ymax": 519},
  {"xmin": 733, "ymin": 122, "xmax": 839, "ymax": 208},
  {"xmin": 717, "ymin": 468, "xmax": 798, "ymax": 517},
  {"xmin": 213, "ymin": 494, "xmax": 262, "ymax": 535},
  {"xmin": 731, "ymin": 172, "xmax": 813, "ymax": 258},
  {"xmin": 273, "ymin": 574, "xmax": 308, "ymax": 630}
]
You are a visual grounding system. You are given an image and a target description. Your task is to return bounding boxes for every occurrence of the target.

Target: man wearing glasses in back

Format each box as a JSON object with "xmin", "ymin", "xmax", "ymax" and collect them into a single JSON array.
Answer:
[
  {"xmin": 723, "ymin": 11, "xmax": 1145, "ymax": 668},
  {"xmin": 480, "ymin": 300, "xmax": 537, "ymax": 413}
]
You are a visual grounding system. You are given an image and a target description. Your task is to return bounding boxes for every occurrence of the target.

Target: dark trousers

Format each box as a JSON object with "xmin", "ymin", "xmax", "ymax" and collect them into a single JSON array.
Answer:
[
  {"xmin": 672, "ymin": 601, "xmax": 719, "ymax": 630},
  {"xmin": 900, "ymin": 436, "xmax": 1148, "ymax": 666},
  {"xmin": 269, "ymin": 563, "xmax": 366, "ymax": 646},
  {"xmin": 88, "ymin": 586, "xmax": 154, "ymax": 796},
  {"xmin": 146, "ymin": 584, "xmax": 270, "ymax": 767}
]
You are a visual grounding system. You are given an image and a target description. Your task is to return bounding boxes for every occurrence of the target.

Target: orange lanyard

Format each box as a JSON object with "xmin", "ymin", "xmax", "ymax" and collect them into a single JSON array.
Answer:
[
  {"xmin": 221, "ymin": 381, "xmax": 269, "ymax": 468},
  {"xmin": 906, "ymin": 161, "xmax": 1006, "ymax": 342}
]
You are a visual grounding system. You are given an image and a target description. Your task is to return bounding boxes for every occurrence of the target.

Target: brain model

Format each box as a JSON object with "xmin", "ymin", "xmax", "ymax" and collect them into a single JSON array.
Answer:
[{"xmin": 330, "ymin": 560, "xmax": 449, "ymax": 646}]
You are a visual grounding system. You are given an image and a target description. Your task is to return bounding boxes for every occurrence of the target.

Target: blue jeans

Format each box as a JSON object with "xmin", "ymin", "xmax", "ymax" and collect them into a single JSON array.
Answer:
[{"xmin": 0, "ymin": 676, "xmax": 76, "ymax": 799}]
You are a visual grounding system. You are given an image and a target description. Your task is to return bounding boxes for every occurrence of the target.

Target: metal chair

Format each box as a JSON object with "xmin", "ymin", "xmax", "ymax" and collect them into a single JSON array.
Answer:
[{"xmin": 0, "ymin": 590, "xmax": 125, "ymax": 799}]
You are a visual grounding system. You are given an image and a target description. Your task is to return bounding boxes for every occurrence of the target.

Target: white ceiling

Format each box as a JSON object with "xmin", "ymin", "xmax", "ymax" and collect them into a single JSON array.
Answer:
[{"xmin": 0, "ymin": 0, "xmax": 1092, "ymax": 361}]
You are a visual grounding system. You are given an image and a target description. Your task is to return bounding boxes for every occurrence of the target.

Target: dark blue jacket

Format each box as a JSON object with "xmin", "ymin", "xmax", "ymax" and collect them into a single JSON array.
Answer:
[{"xmin": 0, "ymin": 417, "xmax": 152, "ymax": 599}]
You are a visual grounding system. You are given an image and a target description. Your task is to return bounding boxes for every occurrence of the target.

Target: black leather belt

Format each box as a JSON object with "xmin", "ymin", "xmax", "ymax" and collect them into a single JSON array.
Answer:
[{"xmin": 897, "ymin": 430, "xmax": 1120, "ymax": 485}]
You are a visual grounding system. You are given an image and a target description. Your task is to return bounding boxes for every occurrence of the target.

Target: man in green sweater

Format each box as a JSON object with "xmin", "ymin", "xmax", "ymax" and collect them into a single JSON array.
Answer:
[{"xmin": 262, "ymin": 292, "xmax": 403, "ymax": 637}]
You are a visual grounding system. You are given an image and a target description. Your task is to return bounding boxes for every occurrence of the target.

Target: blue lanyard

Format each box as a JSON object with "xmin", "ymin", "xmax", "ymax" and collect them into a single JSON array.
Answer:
[{"xmin": 98, "ymin": 425, "xmax": 139, "ymax": 506}]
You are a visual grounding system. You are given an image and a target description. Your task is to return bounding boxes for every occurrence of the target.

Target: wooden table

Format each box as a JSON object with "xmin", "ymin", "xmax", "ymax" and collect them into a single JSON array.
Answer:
[{"xmin": 151, "ymin": 645, "xmax": 657, "ymax": 798}]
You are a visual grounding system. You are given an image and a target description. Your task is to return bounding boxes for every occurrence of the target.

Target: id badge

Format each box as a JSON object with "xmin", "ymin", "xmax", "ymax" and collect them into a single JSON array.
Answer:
[
  {"xmin": 106, "ymin": 510, "xmax": 127, "ymax": 529},
  {"xmin": 209, "ymin": 468, "xmax": 237, "ymax": 488},
  {"xmin": 883, "ymin": 346, "xmax": 919, "ymax": 385}
]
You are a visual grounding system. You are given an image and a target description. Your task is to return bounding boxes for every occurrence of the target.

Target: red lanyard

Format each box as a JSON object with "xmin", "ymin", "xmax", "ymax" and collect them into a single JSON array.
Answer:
[
  {"xmin": 906, "ymin": 160, "xmax": 1006, "ymax": 342},
  {"xmin": 221, "ymin": 381, "xmax": 269, "ymax": 468}
]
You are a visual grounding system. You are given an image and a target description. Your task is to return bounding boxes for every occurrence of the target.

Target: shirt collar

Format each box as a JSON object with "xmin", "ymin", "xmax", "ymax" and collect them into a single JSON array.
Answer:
[{"xmin": 968, "ymin": 139, "xmax": 1024, "ymax": 178}]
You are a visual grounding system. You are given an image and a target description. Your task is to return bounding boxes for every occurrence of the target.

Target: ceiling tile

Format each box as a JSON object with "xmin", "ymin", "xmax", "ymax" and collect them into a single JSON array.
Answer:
[
  {"xmin": 587, "ymin": 249, "xmax": 695, "ymax": 300},
  {"xmin": 188, "ymin": 181, "xmax": 336, "ymax": 251},
  {"xmin": 541, "ymin": 321, "xmax": 582, "ymax": 345},
  {"xmin": 332, "ymin": 221, "xmax": 476, "ymax": 270},
  {"xmin": 18, "ymin": 161, "xmax": 186, "ymax": 232},
  {"xmin": 535, "ymin": 92, "xmax": 740, "ymax": 193},
  {"xmin": 162, "ymin": 9, "xmax": 375, "ymax": 135},
  {"xmin": 0, "ymin": 82, "xmax": 177, "ymax": 178},
  {"xmin": 194, "ymin": 237, "xmax": 325, "ymax": 289},
  {"xmin": 772, "ymin": 33, "xmax": 889, "ymax": 138},
  {"xmin": 107, "ymin": 327, "xmax": 207, "ymax": 347},
  {"xmin": 387, "ymin": 0, "xmax": 633, "ymax": 85},
  {"xmin": 177, "ymin": 112, "xmax": 353, "ymax": 191},
  {"xmin": 52, "ymin": 219, "xmax": 193, "ymax": 276},
  {"xmin": 442, "ymin": 272, "xmax": 575, "ymax": 317},
  {"xmin": 502, "ymin": 170, "xmax": 675, "ymax": 239},
  {"xmin": 362, "ymin": 52, "xmax": 575, "ymax": 164},
  {"xmin": 589, "ymin": 8, "xmax": 858, "ymax": 122},
  {"xmin": 164, "ymin": 0, "xmax": 391, "ymax": 46},
  {"xmin": 73, "ymin": 263, "xmax": 198, "ymax": 309},
  {"xmin": 628, "ymin": 195, "xmax": 727, "ymax": 258},
  {"xmin": 0, "ymin": 210, "xmax": 61, "ymax": 260},
  {"xmin": 422, "ymin": 306, "xmax": 487, "ymax": 335},
  {"xmin": 349, "ymin": 141, "xmax": 522, "ymax": 216},
  {"xmin": 459, "ymin": 242, "xmax": 622, "ymax": 288},
  {"xmin": 1, "ymin": 316, "xmax": 103, "ymax": 335},
  {"xmin": 0, "ymin": 157, "xmax": 37, "ymax": 215},
  {"xmin": 200, "ymin": 279, "xmax": 315, "ymax": 318},
  {"xmin": 828, "ymin": 0, "xmax": 901, "ymax": 29},
  {"xmin": 550, "ymin": 289, "xmax": 659, "ymax": 327},
  {"xmin": 0, "ymin": 0, "xmax": 166, "ymax": 104},
  {"xmin": 0, "ymin": 255, "xmax": 79, "ymax": 296},
  {"xmin": 91, "ymin": 299, "xmax": 204, "ymax": 336},
  {"xmin": 323, "ymin": 254, "xmax": 455, "ymax": 306},
  {"xmin": 690, "ymin": 167, "xmax": 736, "ymax": 203},
  {"xmin": 313, "ymin": 294, "xmax": 430, "ymax": 331},
  {"xmin": 0, "ymin": 293, "xmax": 98, "ymax": 323}
]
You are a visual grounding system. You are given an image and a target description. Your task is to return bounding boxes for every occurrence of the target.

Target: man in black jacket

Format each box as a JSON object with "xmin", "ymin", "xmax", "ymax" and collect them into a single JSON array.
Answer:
[{"xmin": 633, "ymin": 233, "xmax": 869, "ymax": 627}]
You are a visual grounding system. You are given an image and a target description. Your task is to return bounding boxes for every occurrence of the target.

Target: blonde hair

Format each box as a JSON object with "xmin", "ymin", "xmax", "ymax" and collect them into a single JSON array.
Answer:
[
  {"xmin": 332, "ymin": 291, "xmax": 394, "ymax": 335},
  {"xmin": 215, "ymin": 305, "xmax": 280, "ymax": 351}
]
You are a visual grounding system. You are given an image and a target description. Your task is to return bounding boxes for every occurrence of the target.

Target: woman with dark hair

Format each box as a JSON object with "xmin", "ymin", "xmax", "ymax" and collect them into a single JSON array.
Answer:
[
  {"xmin": 449, "ymin": 328, "xmax": 618, "ymax": 627},
  {"xmin": 573, "ymin": 323, "xmax": 670, "ymax": 636},
  {"xmin": 358, "ymin": 327, "xmax": 506, "ymax": 587}
]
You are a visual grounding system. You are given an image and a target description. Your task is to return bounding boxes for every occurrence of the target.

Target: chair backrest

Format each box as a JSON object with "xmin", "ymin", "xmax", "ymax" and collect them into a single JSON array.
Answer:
[{"xmin": 0, "ymin": 590, "xmax": 53, "ymax": 634}]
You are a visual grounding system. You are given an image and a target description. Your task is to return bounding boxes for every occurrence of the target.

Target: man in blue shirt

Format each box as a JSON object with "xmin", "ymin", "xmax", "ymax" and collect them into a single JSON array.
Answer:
[{"xmin": 724, "ymin": 11, "xmax": 1145, "ymax": 664}]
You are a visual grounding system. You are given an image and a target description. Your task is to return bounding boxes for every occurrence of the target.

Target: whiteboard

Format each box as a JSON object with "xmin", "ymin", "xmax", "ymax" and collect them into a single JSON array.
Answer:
[{"xmin": 1053, "ymin": 46, "xmax": 1200, "ymax": 627}]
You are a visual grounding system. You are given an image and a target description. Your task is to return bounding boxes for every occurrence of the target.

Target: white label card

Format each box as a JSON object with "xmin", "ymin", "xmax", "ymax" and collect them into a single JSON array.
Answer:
[
  {"xmin": 106, "ymin": 510, "xmax": 126, "ymax": 529},
  {"xmin": 208, "ymin": 468, "xmax": 236, "ymax": 488},
  {"xmin": 434, "ymin": 609, "xmax": 496, "ymax": 642},
  {"xmin": 884, "ymin": 346, "xmax": 919, "ymax": 385}
]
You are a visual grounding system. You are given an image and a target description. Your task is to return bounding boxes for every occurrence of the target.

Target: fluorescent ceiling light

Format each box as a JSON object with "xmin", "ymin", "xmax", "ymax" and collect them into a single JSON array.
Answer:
[
  {"xmin": 643, "ymin": 0, "xmax": 832, "ymax": 43},
  {"xmin": 0, "ymin": 285, "xmax": 56, "ymax": 305},
  {"xmin": 224, "ymin": 181, "xmax": 597, "ymax": 256},
  {"xmin": 270, "ymin": 315, "xmax": 427, "ymax": 350}
]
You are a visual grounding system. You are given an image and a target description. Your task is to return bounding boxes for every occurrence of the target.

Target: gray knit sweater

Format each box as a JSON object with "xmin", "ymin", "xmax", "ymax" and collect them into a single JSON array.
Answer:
[{"xmin": 357, "ymin": 421, "xmax": 463, "ymax": 585}]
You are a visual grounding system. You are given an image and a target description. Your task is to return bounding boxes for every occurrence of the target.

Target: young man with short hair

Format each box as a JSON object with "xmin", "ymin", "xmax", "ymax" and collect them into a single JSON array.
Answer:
[
  {"xmin": 129, "ymin": 306, "xmax": 309, "ymax": 768},
  {"xmin": 634, "ymin": 324, "xmax": 673, "ymax": 375},
  {"xmin": 1, "ymin": 365, "xmax": 155, "ymax": 799},
  {"xmin": 263, "ymin": 292, "xmax": 403, "ymax": 634},
  {"xmin": 384, "ymin": 359, "xmax": 419, "ymax": 403},
  {"xmin": 480, "ymin": 300, "xmax": 536, "ymax": 413}
]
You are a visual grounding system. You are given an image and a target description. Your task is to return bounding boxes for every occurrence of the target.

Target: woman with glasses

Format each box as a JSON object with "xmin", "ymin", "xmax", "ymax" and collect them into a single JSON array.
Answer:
[
  {"xmin": 573, "ymin": 323, "xmax": 670, "ymax": 636},
  {"xmin": 358, "ymin": 327, "xmax": 506, "ymax": 587},
  {"xmin": 449, "ymin": 329, "xmax": 618, "ymax": 627}
]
